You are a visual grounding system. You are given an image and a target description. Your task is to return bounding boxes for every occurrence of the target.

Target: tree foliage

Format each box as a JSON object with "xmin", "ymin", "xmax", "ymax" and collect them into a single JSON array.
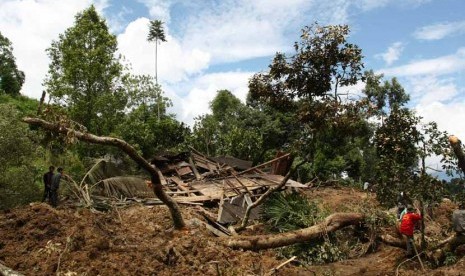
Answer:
[
  {"xmin": 249, "ymin": 23, "xmax": 364, "ymax": 109},
  {"xmin": 192, "ymin": 90, "xmax": 290, "ymax": 163},
  {"xmin": 0, "ymin": 101, "xmax": 43, "ymax": 209},
  {"xmin": 147, "ymin": 20, "xmax": 167, "ymax": 43},
  {"xmin": 147, "ymin": 19, "xmax": 167, "ymax": 85},
  {"xmin": 116, "ymin": 75, "xmax": 189, "ymax": 158},
  {"xmin": 44, "ymin": 5, "xmax": 126, "ymax": 136},
  {"xmin": 0, "ymin": 31, "xmax": 25, "ymax": 95}
]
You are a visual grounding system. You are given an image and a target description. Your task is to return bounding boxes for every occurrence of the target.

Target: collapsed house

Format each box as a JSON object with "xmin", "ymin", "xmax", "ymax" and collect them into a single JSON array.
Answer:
[{"xmin": 89, "ymin": 149, "xmax": 308, "ymax": 226}]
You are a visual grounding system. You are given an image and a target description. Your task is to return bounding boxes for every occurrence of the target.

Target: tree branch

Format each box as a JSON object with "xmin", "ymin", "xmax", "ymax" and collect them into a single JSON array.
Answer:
[
  {"xmin": 226, "ymin": 213, "xmax": 364, "ymax": 250},
  {"xmin": 23, "ymin": 117, "xmax": 186, "ymax": 229}
]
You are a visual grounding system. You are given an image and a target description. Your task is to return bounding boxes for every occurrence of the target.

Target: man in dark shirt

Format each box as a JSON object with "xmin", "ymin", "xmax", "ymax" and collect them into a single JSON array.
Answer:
[
  {"xmin": 453, "ymin": 203, "xmax": 465, "ymax": 235},
  {"xmin": 50, "ymin": 167, "xmax": 64, "ymax": 207},
  {"xmin": 42, "ymin": 166, "xmax": 55, "ymax": 202}
]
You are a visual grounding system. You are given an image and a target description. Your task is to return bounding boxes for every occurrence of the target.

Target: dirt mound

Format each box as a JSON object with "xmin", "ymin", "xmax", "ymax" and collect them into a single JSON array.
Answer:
[
  {"xmin": 0, "ymin": 203, "xmax": 304, "ymax": 275},
  {"xmin": 1, "ymin": 189, "xmax": 464, "ymax": 275}
]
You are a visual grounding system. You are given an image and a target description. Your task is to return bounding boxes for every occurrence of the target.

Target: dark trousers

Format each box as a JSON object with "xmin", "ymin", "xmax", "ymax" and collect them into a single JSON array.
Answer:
[
  {"xmin": 42, "ymin": 185, "xmax": 51, "ymax": 202},
  {"xmin": 402, "ymin": 234, "xmax": 414, "ymax": 256},
  {"xmin": 50, "ymin": 189, "xmax": 58, "ymax": 207}
]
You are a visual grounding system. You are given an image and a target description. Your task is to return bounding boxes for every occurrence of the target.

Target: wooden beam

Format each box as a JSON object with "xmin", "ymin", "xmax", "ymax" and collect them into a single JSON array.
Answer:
[{"xmin": 237, "ymin": 153, "xmax": 291, "ymax": 175}]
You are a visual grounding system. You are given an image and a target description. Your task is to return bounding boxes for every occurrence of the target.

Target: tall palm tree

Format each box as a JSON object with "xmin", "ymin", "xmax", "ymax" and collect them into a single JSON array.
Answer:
[
  {"xmin": 147, "ymin": 20, "xmax": 167, "ymax": 85},
  {"xmin": 147, "ymin": 20, "xmax": 167, "ymax": 121}
]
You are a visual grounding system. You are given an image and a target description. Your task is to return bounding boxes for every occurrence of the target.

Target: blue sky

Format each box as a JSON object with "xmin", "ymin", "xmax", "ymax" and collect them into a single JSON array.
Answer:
[{"xmin": 1, "ymin": 0, "xmax": 465, "ymax": 172}]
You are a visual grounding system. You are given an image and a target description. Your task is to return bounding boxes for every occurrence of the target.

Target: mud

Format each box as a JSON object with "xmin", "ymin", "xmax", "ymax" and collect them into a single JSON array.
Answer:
[{"xmin": 0, "ymin": 187, "xmax": 463, "ymax": 275}]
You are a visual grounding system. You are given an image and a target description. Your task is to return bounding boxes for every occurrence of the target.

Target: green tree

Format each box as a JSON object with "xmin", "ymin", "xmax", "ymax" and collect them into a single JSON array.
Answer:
[
  {"xmin": 0, "ymin": 31, "xmax": 25, "ymax": 95},
  {"xmin": 147, "ymin": 20, "xmax": 167, "ymax": 85},
  {"xmin": 117, "ymin": 75, "xmax": 189, "ymax": 158},
  {"xmin": 249, "ymin": 23, "xmax": 364, "ymax": 108},
  {"xmin": 363, "ymin": 70, "xmax": 410, "ymax": 120},
  {"xmin": 248, "ymin": 24, "xmax": 367, "ymax": 179},
  {"xmin": 44, "ymin": 5, "xmax": 126, "ymax": 136},
  {"xmin": 147, "ymin": 19, "xmax": 167, "ymax": 122},
  {"xmin": 193, "ymin": 90, "xmax": 278, "ymax": 162},
  {"xmin": 0, "ymin": 104, "xmax": 43, "ymax": 209}
]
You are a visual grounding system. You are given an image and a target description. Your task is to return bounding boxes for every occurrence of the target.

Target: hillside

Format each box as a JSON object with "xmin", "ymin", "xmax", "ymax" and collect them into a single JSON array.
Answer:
[{"xmin": 1, "ymin": 187, "xmax": 463, "ymax": 276}]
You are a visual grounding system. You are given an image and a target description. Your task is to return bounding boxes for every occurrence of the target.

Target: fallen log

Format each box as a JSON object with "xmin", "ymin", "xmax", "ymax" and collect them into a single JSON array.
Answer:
[
  {"xmin": 225, "ymin": 213, "xmax": 364, "ymax": 250},
  {"xmin": 379, "ymin": 234, "xmax": 405, "ymax": 249},
  {"xmin": 23, "ymin": 117, "xmax": 186, "ymax": 229},
  {"xmin": 0, "ymin": 262, "xmax": 24, "ymax": 276}
]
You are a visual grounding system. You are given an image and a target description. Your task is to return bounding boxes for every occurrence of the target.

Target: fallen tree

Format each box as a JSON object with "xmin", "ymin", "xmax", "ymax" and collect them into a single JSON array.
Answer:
[
  {"xmin": 225, "ymin": 212, "xmax": 364, "ymax": 250},
  {"xmin": 0, "ymin": 262, "xmax": 24, "ymax": 276},
  {"xmin": 23, "ymin": 117, "xmax": 186, "ymax": 229}
]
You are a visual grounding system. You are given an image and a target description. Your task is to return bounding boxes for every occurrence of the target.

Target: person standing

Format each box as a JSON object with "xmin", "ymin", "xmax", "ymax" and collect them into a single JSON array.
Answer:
[
  {"xmin": 452, "ymin": 203, "xmax": 465, "ymax": 235},
  {"xmin": 397, "ymin": 192, "xmax": 411, "ymax": 220},
  {"xmin": 42, "ymin": 166, "xmax": 55, "ymax": 202},
  {"xmin": 50, "ymin": 167, "xmax": 65, "ymax": 207},
  {"xmin": 399, "ymin": 205, "xmax": 422, "ymax": 257}
]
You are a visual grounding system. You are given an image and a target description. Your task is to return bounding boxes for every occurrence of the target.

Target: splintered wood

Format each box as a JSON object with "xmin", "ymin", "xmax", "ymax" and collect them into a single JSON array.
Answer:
[{"xmin": 94, "ymin": 150, "xmax": 308, "ymax": 224}]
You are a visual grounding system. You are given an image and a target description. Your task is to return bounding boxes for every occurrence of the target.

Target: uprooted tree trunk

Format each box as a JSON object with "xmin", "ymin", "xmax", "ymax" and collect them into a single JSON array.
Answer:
[
  {"xmin": 379, "ymin": 233, "xmax": 465, "ymax": 254},
  {"xmin": 235, "ymin": 160, "xmax": 306, "ymax": 232},
  {"xmin": 0, "ymin": 262, "xmax": 24, "ymax": 276},
  {"xmin": 449, "ymin": 135, "xmax": 465, "ymax": 174},
  {"xmin": 226, "ymin": 213, "xmax": 364, "ymax": 250},
  {"xmin": 23, "ymin": 117, "xmax": 186, "ymax": 229}
]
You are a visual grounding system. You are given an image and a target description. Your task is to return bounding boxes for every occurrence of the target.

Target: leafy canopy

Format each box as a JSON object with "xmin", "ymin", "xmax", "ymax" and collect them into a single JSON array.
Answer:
[
  {"xmin": 147, "ymin": 20, "xmax": 167, "ymax": 43},
  {"xmin": 0, "ymin": 31, "xmax": 25, "ymax": 95},
  {"xmin": 249, "ymin": 23, "xmax": 364, "ymax": 108},
  {"xmin": 44, "ymin": 5, "xmax": 126, "ymax": 135}
]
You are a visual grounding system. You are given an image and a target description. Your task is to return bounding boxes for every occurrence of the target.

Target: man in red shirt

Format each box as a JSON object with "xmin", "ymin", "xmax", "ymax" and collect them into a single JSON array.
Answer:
[{"xmin": 399, "ymin": 205, "xmax": 422, "ymax": 256}]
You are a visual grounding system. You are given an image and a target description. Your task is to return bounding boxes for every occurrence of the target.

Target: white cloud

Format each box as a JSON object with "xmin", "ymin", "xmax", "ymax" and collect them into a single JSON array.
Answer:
[
  {"xmin": 380, "ymin": 48, "xmax": 465, "ymax": 77},
  {"xmin": 0, "ymin": 0, "xmax": 448, "ymax": 127},
  {"xmin": 376, "ymin": 42, "xmax": 404, "ymax": 65},
  {"xmin": 136, "ymin": 0, "xmax": 172, "ymax": 22},
  {"xmin": 356, "ymin": 0, "xmax": 391, "ymax": 11},
  {"xmin": 169, "ymin": 71, "xmax": 253, "ymax": 126},
  {"xmin": 414, "ymin": 20, "xmax": 465, "ymax": 40},
  {"xmin": 179, "ymin": 0, "xmax": 313, "ymax": 63},
  {"xmin": 409, "ymin": 76, "xmax": 458, "ymax": 105},
  {"xmin": 0, "ymin": 0, "xmax": 108, "ymax": 99},
  {"xmin": 357, "ymin": 0, "xmax": 431, "ymax": 11},
  {"xmin": 117, "ymin": 18, "xmax": 210, "ymax": 83},
  {"xmin": 415, "ymin": 100, "xmax": 465, "ymax": 140},
  {"xmin": 106, "ymin": 5, "xmax": 133, "ymax": 33}
]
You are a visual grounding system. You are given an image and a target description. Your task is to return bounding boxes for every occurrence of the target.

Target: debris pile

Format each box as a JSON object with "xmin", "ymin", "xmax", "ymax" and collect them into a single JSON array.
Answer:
[{"xmin": 89, "ymin": 150, "xmax": 307, "ymax": 226}]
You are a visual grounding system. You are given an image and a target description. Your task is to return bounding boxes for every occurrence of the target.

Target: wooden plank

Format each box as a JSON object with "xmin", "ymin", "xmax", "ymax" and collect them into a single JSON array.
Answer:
[
  {"xmin": 189, "ymin": 218, "xmax": 229, "ymax": 237},
  {"xmin": 173, "ymin": 195, "xmax": 215, "ymax": 202},
  {"xmin": 188, "ymin": 156, "xmax": 202, "ymax": 180},
  {"xmin": 175, "ymin": 166, "xmax": 193, "ymax": 176},
  {"xmin": 169, "ymin": 176, "xmax": 195, "ymax": 196},
  {"xmin": 232, "ymin": 174, "xmax": 252, "ymax": 195},
  {"xmin": 237, "ymin": 153, "xmax": 291, "ymax": 175},
  {"xmin": 166, "ymin": 189, "xmax": 202, "ymax": 195},
  {"xmin": 258, "ymin": 174, "xmax": 307, "ymax": 188},
  {"xmin": 224, "ymin": 179, "xmax": 242, "ymax": 195}
]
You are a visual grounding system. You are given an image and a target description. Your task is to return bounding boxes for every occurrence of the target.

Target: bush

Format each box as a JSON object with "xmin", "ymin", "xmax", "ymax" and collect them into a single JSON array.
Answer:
[
  {"xmin": 0, "ymin": 104, "xmax": 44, "ymax": 209},
  {"xmin": 261, "ymin": 192, "xmax": 348, "ymax": 265}
]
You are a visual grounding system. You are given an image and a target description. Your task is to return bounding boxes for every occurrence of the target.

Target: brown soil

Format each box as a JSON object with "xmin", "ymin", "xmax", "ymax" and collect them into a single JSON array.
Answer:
[{"xmin": 0, "ymin": 187, "xmax": 463, "ymax": 276}]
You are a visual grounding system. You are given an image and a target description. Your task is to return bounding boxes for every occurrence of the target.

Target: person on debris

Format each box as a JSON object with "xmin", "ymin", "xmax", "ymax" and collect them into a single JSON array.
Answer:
[
  {"xmin": 42, "ymin": 166, "xmax": 55, "ymax": 202},
  {"xmin": 452, "ymin": 203, "xmax": 465, "ymax": 235},
  {"xmin": 50, "ymin": 167, "xmax": 67, "ymax": 207},
  {"xmin": 363, "ymin": 182, "xmax": 369, "ymax": 191},
  {"xmin": 399, "ymin": 204, "xmax": 422, "ymax": 257},
  {"xmin": 397, "ymin": 191, "xmax": 411, "ymax": 220}
]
